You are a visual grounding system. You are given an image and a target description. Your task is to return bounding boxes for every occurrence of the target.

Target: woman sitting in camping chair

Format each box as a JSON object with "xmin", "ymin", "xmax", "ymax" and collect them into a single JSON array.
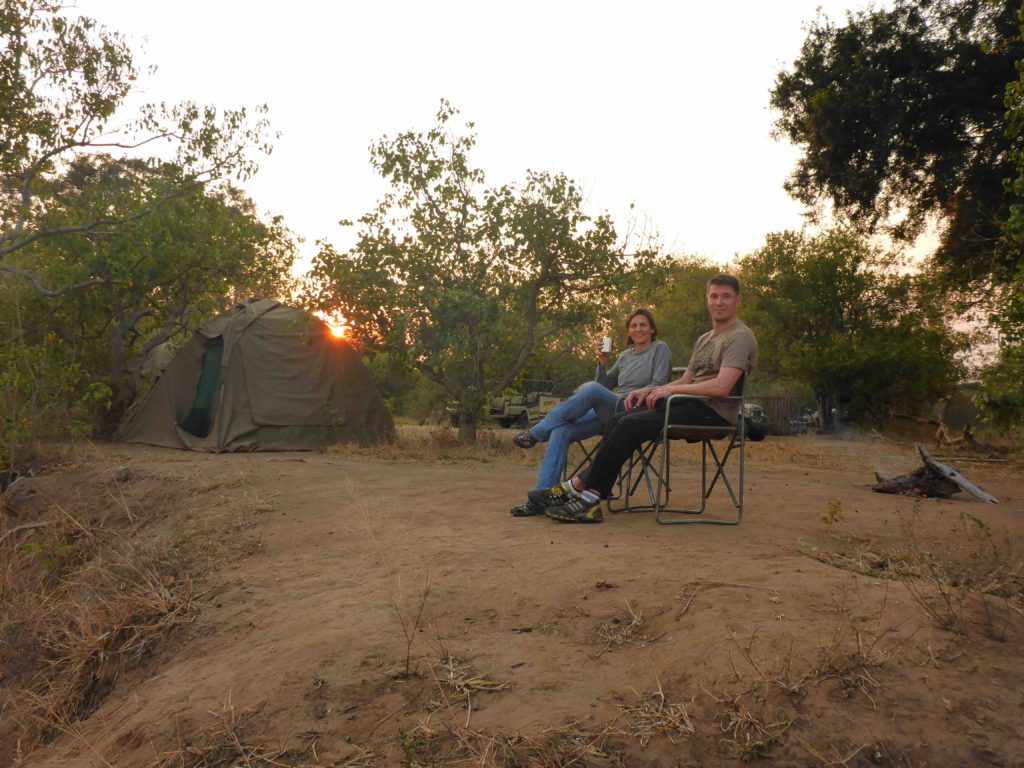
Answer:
[{"xmin": 508, "ymin": 308, "xmax": 671, "ymax": 516}]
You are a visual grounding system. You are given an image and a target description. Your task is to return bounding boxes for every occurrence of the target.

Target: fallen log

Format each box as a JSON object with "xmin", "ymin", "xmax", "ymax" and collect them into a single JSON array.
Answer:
[{"xmin": 872, "ymin": 443, "xmax": 998, "ymax": 503}]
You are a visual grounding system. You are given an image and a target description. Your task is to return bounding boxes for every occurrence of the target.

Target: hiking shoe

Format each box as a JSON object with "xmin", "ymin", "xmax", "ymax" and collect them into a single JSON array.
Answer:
[
  {"xmin": 512, "ymin": 430, "xmax": 538, "ymax": 449},
  {"xmin": 527, "ymin": 482, "xmax": 572, "ymax": 509},
  {"xmin": 510, "ymin": 499, "xmax": 542, "ymax": 517},
  {"xmin": 545, "ymin": 496, "xmax": 604, "ymax": 524}
]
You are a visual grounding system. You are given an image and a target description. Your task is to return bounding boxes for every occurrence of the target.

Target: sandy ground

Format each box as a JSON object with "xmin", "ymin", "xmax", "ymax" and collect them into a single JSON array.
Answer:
[{"xmin": 3, "ymin": 433, "xmax": 1024, "ymax": 767}]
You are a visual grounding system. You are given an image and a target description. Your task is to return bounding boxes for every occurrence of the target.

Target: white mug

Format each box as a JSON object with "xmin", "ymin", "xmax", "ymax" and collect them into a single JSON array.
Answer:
[{"xmin": 601, "ymin": 336, "xmax": 612, "ymax": 354}]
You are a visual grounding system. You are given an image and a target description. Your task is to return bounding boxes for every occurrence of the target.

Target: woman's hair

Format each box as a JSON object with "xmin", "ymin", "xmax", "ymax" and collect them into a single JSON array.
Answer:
[{"xmin": 625, "ymin": 307, "xmax": 658, "ymax": 345}]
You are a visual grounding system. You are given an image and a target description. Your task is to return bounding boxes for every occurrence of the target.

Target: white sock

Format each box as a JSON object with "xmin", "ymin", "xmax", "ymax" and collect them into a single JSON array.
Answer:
[
  {"xmin": 563, "ymin": 479, "xmax": 582, "ymax": 498},
  {"xmin": 580, "ymin": 489, "xmax": 600, "ymax": 504}
]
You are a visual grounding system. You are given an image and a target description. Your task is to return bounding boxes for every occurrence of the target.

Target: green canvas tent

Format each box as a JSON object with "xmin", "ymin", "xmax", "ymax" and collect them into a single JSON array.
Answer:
[{"xmin": 121, "ymin": 299, "xmax": 394, "ymax": 451}]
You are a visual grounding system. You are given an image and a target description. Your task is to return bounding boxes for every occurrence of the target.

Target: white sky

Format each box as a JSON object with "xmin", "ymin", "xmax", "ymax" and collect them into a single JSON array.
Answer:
[{"xmin": 81, "ymin": 0, "xmax": 878, "ymax": 270}]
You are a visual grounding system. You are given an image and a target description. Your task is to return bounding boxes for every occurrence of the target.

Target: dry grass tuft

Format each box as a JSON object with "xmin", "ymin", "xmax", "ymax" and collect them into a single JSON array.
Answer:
[
  {"xmin": 0, "ymin": 508, "xmax": 197, "ymax": 758},
  {"xmin": 442, "ymin": 719, "xmax": 625, "ymax": 768},
  {"xmin": 186, "ymin": 469, "xmax": 253, "ymax": 496},
  {"xmin": 618, "ymin": 679, "xmax": 695, "ymax": 746},
  {"xmin": 743, "ymin": 438, "xmax": 887, "ymax": 470},
  {"xmin": 0, "ymin": 461, "xmax": 270, "ymax": 764},
  {"xmin": 702, "ymin": 594, "xmax": 900, "ymax": 760},
  {"xmin": 333, "ymin": 744, "xmax": 383, "ymax": 767},
  {"xmin": 726, "ymin": 593, "xmax": 895, "ymax": 707},
  {"xmin": 807, "ymin": 616, "xmax": 893, "ymax": 708},
  {"xmin": 430, "ymin": 652, "xmax": 508, "ymax": 699},
  {"xmin": 327, "ymin": 424, "xmax": 536, "ymax": 467},
  {"xmin": 596, "ymin": 600, "xmax": 651, "ymax": 654},
  {"xmin": 145, "ymin": 697, "xmax": 308, "ymax": 768},
  {"xmin": 707, "ymin": 687, "xmax": 795, "ymax": 761},
  {"xmin": 801, "ymin": 511, "xmax": 1024, "ymax": 638}
]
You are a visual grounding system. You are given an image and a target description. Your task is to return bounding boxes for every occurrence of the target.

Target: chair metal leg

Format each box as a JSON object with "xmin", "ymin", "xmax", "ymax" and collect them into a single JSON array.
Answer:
[
  {"xmin": 576, "ymin": 403, "xmax": 747, "ymax": 526},
  {"xmin": 654, "ymin": 435, "xmax": 744, "ymax": 526},
  {"xmin": 563, "ymin": 439, "xmax": 599, "ymax": 483},
  {"xmin": 606, "ymin": 440, "xmax": 667, "ymax": 513}
]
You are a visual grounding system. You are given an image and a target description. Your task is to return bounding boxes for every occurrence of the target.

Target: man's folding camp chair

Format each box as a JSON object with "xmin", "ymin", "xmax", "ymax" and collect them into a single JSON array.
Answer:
[{"xmin": 612, "ymin": 390, "xmax": 747, "ymax": 525}]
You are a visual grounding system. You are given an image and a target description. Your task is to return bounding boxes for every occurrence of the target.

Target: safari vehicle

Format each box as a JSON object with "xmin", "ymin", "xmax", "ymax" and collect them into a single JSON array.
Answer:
[
  {"xmin": 488, "ymin": 380, "xmax": 564, "ymax": 428},
  {"xmin": 742, "ymin": 402, "xmax": 770, "ymax": 433},
  {"xmin": 447, "ymin": 380, "xmax": 566, "ymax": 428}
]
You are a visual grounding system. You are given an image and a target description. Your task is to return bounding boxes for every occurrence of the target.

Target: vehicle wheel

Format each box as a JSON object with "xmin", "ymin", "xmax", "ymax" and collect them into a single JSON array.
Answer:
[
  {"xmin": 450, "ymin": 415, "xmax": 459, "ymax": 428},
  {"xmin": 499, "ymin": 418, "xmax": 513, "ymax": 428},
  {"xmin": 515, "ymin": 411, "xmax": 529, "ymax": 428}
]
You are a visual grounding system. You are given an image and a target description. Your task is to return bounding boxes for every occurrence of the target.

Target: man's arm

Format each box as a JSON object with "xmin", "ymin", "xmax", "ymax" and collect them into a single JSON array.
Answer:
[{"xmin": 642, "ymin": 366, "xmax": 743, "ymax": 409}]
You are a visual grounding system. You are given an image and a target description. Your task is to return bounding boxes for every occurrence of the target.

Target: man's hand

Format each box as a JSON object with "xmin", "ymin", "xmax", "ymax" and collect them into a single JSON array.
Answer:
[
  {"xmin": 645, "ymin": 385, "xmax": 677, "ymax": 409},
  {"xmin": 624, "ymin": 387, "xmax": 652, "ymax": 410}
]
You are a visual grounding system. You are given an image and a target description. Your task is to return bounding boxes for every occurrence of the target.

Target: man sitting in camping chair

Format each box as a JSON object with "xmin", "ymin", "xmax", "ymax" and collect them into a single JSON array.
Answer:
[{"xmin": 527, "ymin": 274, "xmax": 757, "ymax": 523}]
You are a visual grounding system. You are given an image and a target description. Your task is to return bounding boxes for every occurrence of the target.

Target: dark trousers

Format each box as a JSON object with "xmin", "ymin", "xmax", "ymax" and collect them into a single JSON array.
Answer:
[{"xmin": 582, "ymin": 400, "xmax": 730, "ymax": 497}]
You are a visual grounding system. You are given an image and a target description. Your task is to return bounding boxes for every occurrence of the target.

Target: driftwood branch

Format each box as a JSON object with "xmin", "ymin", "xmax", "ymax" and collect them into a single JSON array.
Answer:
[
  {"xmin": 917, "ymin": 444, "xmax": 997, "ymax": 503},
  {"xmin": 872, "ymin": 443, "xmax": 997, "ymax": 503}
]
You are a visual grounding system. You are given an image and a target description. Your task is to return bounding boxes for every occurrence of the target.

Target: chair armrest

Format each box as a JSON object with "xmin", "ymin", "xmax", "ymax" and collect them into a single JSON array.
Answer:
[{"xmin": 660, "ymin": 393, "xmax": 744, "ymax": 433}]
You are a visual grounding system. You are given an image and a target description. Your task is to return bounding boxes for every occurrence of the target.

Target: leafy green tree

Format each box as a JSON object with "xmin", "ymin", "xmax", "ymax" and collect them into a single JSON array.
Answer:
[
  {"xmin": 0, "ymin": 0, "xmax": 274, "ymax": 294},
  {"xmin": 303, "ymin": 103, "xmax": 665, "ymax": 442},
  {"xmin": 3, "ymin": 155, "xmax": 297, "ymax": 436},
  {"xmin": 642, "ymin": 256, "xmax": 723, "ymax": 365},
  {"xmin": 771, "ymin": 0, "xmax": 1022, "ymax": 289},
  {"xmin": 738, "ymin": 230, "xmax": 965, "ymax": 430},
  {"xmin": 978, "ymin": 8, "xmax": 1024, "ymax": 428}
]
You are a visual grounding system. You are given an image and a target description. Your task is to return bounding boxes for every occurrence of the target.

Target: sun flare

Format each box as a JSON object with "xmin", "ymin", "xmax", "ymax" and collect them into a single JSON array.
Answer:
[{"xmin": 317, "ymin": 312, "xmax": 349, "ymax": 339}]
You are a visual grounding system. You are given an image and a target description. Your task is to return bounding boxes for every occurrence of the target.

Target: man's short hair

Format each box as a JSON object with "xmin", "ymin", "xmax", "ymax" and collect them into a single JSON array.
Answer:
[{"xmin": 707, "ymin": 274, "xmax": 740, "ymax": 294}]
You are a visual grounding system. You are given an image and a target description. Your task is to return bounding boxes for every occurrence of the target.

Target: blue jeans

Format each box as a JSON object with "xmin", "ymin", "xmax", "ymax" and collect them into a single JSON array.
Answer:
[{"xmin": 529, "ymin": 381, "xmax": 622, "ymax": 490}]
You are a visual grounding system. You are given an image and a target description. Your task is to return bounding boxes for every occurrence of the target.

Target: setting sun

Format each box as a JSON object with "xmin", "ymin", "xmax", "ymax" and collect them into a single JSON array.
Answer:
[{"xmin": 317, "ymin": 312, "xmax": 349, "ymax": 339}]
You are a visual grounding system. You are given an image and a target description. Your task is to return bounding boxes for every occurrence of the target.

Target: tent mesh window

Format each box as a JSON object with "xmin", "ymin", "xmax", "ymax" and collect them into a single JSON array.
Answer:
[{"xmin": 179, "ymin": 337, "xmax": 224, "ymax": 437}]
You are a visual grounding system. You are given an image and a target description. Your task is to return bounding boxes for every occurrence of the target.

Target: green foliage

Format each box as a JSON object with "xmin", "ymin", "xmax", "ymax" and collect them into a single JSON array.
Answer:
[
  {"xmin": 20, "ymin": 541, "xmax": 76, "ymax": 573},
  {"xmin": 772, "ymin": 0, "xmax": 1022, "ymax": 290},
  {"xmin": 0, "ymin": 0, "xmax": 274, "ymax": 293},
  {"xmin": 821, "ymin": 499, "xmax": 845, "ymax": 531},
  {"xmin": 303, "ymin": 102, "xmax": 667, "ymax": 441},
  {"xmin": 980, "ymin": 8, "xmax": 1024, "ymax": 429},
  {"xmin": 1000, "ymin": 7, "xmax": 1024, "ymax": 261},
  {"xmin": 642, "ymin": 256, "xmax": 723, "ymax": 365},
  {"xmin": 976, "ymin": 344, "xmax": 1024, "ymax": 430},
  {"xmin": 738, "ymin": 230, "xmax": 965, "ymax": 428},
  {"xmin": 2, "ymin": 155, "xmax": 297, "ymax": 437},
  {"xmin": 0, "ymin": 2, "xmax": 292, "ymax": 468},
  {"xmin": 0, "ymin": 329, "xmax": 90, "ymax": 471}
]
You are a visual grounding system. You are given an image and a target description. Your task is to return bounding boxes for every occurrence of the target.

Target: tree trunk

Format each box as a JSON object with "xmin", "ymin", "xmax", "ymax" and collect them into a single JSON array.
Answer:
[
  {"xmin": 815, "ymin": 390, "xmax": 833, "ymax": 433},
  {"xmin": 457, "ymin": 411, "xmax": 477, "ymax": 444},
  {"xmin": 94, "ymin": 366, "xmax": 137, "ymax": 438}
]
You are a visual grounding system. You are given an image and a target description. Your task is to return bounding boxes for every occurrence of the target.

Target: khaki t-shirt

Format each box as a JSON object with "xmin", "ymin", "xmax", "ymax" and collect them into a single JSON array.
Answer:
[{"xmin": 685, "ymin": 320, "xmax": 758, "ymax": 423}]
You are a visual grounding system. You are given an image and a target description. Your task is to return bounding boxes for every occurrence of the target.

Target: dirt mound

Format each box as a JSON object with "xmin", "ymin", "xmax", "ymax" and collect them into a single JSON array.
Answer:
[{"xmin": 2, "ymin": 436, "xmax": 1022, "ymax": 767}]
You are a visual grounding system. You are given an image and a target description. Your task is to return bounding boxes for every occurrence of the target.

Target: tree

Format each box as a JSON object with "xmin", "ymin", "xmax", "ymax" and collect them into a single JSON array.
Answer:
[
  {"xmin": 771, "ymin": 0, "xmax": 1023, "ymax": 290},
  {"xmin": 3, "ymin": 155, "xmax": 297, "ymax": 436},
  {"xmin": 0, "ymin": 0, "xmax": 274, "ymax": 295},
  {"xmin": 975, "ymin": 11, "xmax": 1024, "ymax": 428},
  {"xmin": 738, "ymin": 230, "xmax": 964, "ymax": 430},
  {"xmin": 303, "ymin": 103, "xmax": 665, "ymax": 442},
  {"xmin": 642, "ymin": 256, "xmax": 724, "ymax": 365}
]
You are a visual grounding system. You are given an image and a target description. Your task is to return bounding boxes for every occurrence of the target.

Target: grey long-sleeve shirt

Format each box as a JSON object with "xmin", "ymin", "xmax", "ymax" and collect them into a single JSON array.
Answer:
[{"xmin": 595, "ymin": 339, "xmax": 671, "ymax": 396}]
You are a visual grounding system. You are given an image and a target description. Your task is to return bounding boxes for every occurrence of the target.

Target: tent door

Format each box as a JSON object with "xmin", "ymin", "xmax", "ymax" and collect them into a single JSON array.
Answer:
[{"xmin": 179, "ymin": 337, "xmax": 224, "ymax": 437}]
